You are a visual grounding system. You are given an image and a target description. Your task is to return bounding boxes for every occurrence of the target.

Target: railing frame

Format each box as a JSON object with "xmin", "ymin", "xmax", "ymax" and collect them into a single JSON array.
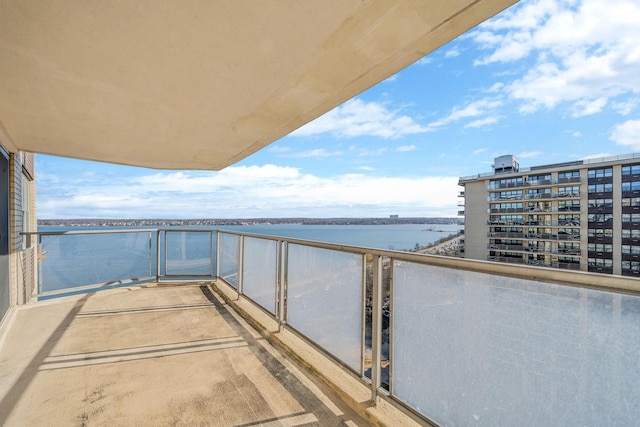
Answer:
[{"xmin": 25, "ymin": 227, "xmax": 640, "ymax": 426}]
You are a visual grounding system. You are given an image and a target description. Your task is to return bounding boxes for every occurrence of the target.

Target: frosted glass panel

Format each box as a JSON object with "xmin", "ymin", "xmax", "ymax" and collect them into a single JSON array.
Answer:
[
  {"xmin": 40, "ymin": 232, "xmax": 152, "ymax": 292},
  {"xmin": 393, "ymin": 261, "xmax": 640, "ymax": 426},
  {"xmin": 219, "ymin": 233, "xmax": 239, "ymax": 288},
  {"xmin": 243, "ymin": 237, "xmax": 277, "ymax": 314},
  {"xmin": 165, "ymin": 231, "xmax": 212, "ymax": 276},
  {"xmin": 287, "ymin": 244, "xmax": 362, "ymax": 372}
]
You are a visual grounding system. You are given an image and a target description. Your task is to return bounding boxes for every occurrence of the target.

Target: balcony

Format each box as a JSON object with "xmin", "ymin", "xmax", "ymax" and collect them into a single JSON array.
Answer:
[{"xmin": 4, "ymin": 228, "xmax": 640, "ymax": 426}]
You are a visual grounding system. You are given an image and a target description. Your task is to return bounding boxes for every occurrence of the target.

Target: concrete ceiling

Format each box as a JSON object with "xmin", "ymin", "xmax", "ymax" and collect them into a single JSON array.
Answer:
[{"xmin": 0, "ymin": 0, "xmax": 517, "ymax": 170}]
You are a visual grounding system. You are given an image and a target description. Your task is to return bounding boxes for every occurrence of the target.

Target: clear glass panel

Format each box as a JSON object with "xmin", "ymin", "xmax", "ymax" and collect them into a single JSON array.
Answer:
[
  {"xmin": 165, "ymin": 231, "xmax": 212, "ymax": 276},
  {"xmin": 242, "ymin": 237, "xmax": 278, "ymax": 314},
  {"xmin": 40, "ymin": 232, "xmax": 152, "ymax": 292},
  {"xmin": 219, "ymin": 233, "xmax": 239, "ymax": 288},
  {"xmin": 392, "ymin": 261, "xmax": 640, "ymax": 426},
  {"xmin": 287, "ymin": 244, "xmax": 362, "ymax": 372}
]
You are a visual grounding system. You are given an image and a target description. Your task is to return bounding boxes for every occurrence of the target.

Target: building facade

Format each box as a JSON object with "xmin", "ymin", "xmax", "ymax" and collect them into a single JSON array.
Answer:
[
  {"xmin": 0, "ymin": 139, "xmax": 37, "ymax": 325},
  {"xmin": 459, "ymin": 154, "xmax": 640, "ymax": 277}
]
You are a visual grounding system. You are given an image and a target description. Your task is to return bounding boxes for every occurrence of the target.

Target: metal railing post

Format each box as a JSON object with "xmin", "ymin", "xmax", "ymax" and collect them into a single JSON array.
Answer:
[
  {"xmin": 371, "ymin": 254, "xmax": 383, "ymax": 404},
  {"xmin": 209, "ymin": 231, "xmax": 214, "ymax": 277},
  {"xmin": 277, "ymin": 240, "xmax": 287, "ymax": 332},
  {"xmin": 155, "ymin": 230, "xmax": 161, "ymax": 282},
  {"xmin": 216, "ymin": 231, "xmax": 221, "ymax": 279},
  {"xmin": 237, "ymin": 235, "xmax": 244, "ymax": 297},
  {"xmin": 38, "ymin": 234, "xmax": 43, "ymax": 295}
]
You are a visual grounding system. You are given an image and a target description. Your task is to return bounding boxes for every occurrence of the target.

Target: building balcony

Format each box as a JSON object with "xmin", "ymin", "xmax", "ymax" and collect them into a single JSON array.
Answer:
[{"xmin": 4, "ymin": 228, "xmax": 640, "ymax": 426}]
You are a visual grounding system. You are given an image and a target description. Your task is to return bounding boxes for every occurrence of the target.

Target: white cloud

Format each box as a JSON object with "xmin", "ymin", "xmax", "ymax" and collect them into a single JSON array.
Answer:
[
  {"xmin": 518, "ymin": 151, "xmax": 542, "ymax": 159},
  {"xmin": 429, "ymin": 98, "xmax": 503, "ymax": 128},
  {"xmin": 613, "ymin": 99, "xmax": 639, "ymax": 116},
  {"xmin": 571, "ymin": 97, "xmax": 608, "ymax": 117},
  {"xmin": 610, "ymin": 119, "xmax": 640, "ymax": 150},
  {"xmin": 290, "ymin": 98, "xmax": 432, "ymax": 139},
  {"xmin": 289, "ymin": 148, "xmax": 344, "ymax": 159},
  {"xmin": 445, "ymin": 47, "xmax": 460, "ymax": 58},
  {"xmin": 473, "ymin": 148, "xmax": 487, "ymax": 155},
  {"xmin": 471, "ymin": 0, "xmax": 640, "ymax": 115},
  {"xmin": 38, "ymin": 164, "xmax": 461, "ymax": 218},
  {"xmin": 396, "ymin": 145, "xmax": 416, "ymax": 152},
  {"xmin": 415, "ymin": 57, "xmax": 432, "ymax": 66},
  {"xmin": 465, "ymin": 116, "xmax": 499, "ymax": 128},
  {"xmin": 572, "ymin": 131, "xmax": 582, "ymax": 137}
]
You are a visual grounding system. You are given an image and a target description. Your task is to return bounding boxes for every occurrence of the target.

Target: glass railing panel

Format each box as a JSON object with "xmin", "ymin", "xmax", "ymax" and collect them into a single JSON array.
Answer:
[
  {"xmin": 164, "ymin": 230, "xmax": 213, "ymax": 276},
  {"xmin": 40, "ymin": 231, "xmax": 153, "ymax": 293},
  {"xmin": 242, "ymin": 237, "xmax": 278, "ymax": 314},
  {"xmin": 219, "ymin": 233, "xmax": 239, "ymax": 288},
  {"xmin": 287, "ymin": 244, "xmax": 363, "ymax": 373},
  {"xmin": 392, "ymin": 260, "xmax": 640, "ymax": 426}
]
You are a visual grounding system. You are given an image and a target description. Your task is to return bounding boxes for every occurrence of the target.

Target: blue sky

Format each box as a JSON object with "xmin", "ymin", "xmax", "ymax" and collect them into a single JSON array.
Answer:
[{"xmin": 37, "ymin": 0, "xmax": 640, "ymax": 219}]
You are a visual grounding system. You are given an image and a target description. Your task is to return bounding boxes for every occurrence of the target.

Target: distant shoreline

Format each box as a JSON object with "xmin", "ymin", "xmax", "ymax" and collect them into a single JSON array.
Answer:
[{"xmin": 38, "ymin": 217, "xmax": 463, "ymax": 227}]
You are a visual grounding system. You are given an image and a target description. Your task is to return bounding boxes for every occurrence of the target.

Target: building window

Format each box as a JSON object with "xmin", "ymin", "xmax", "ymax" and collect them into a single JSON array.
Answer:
[
  {"xmin": 588, "ymin": 243, "xmax": 613, "ymax": 253},
  {"xmin": 622, "ymin": 197, "xmax": 640, "ymax": 207},
  {"xmin": 622, "ymin": 213, "xmax": 640, "ymax": 223},
  {"xmin": 588, "ymin": 198, "xmax": 613, "ymax": 208},
  {"xmin": 558, "ymin": 214, "xmax": 580, "ymax": 226},
  {"xmin": 588, "ymin": 167, "xmax": 613, "ymax": 178},
  {"xmin": 622, "ymin": 181, "xmax": 640, "ymax": 191},
  {"xmin": 588, "ymin": 213, "xmax": 613, "ymax": 222},
  {"xmin": 588, "ymin": 183, "xmax": 613, "ymax": 193},
  {"xmin": 490, "ymin": 190, "xmax": 523, "ymax": 200},
  {"xmin": 622, "ymin": 261, "xmax": 640, "ymax": 271},
  {"xmin": 588, "ymin": 228, "xmax": 613, "ymax": 238},
  {"xmin": 621, "ymin": 245, "xmax": 640, "ymax": 254},
  {"xmin": 622, "ymin": 229, "xmax": 640, "ymax": 239},
  {"xmin": 558, "ymin": 171, "xmax": 580, "ymax": 179},
  {"xmin": 488, "ymin": 177, "xmax": 523, "ymax": 189},
  {"xmin": 622, "ymin": 165, "xmax": 640, "ymax": 175},
  {"xmin": 588, "ymin": 258, "xmax": 613, "ymax": 268},
  {"xmin": 558, "ymin": 186, "xmax": 579, "ymax": 197},
  {"xmin": 558, "ymin": 200, "xmax": 580, "ymax": 211}
]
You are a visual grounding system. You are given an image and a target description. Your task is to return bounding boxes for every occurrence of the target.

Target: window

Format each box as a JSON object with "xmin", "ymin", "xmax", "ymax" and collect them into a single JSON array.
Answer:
[
  {"xmin": 491, "ymin": 202, "xmax": 523, "ymax": 210},
  {"xmin": 588, "ymin": 228, "xmax": 613, "ymax": 238},
  {"xmin": 622, "ymin": 181, "xmax": 640, "ymax": 191},
  {"xmin": 588, "ymin": 183, "xmax": 613, "ymax": 193},
  {"xmin": 588, "ymin": 213, "xmax": 613, "ymax": 222},
  {"xmin": 488, "ymin": 177, "xmax": 523, "ymax": 189},
  {"xmin": 622, "ymin": 261, "xmax": 640, "ymax": 271},
  {"xmin": 588, "ymin": 198, "xmax": 613, "ymax": 208},
  {"xmin": 558, "ymin": 186, "xmax": 579, "ymax": 197},
  {"xmin": 622, "ymin": 245, "xmax": 640, "ymax": 255},
  {"xmin": 588, "ymin": 258, "xmax": 613, "ymax": 268},
  {"xmin": 622, "ymin": 229, "xmax": 640, "ymax": 239},
  {"xmin": 558, "ymin": 228, "xmax": 580, "ymax": 236},
  {"xmin": 622, "ymin": 213, "xmax": 640, "ymax": 223},
  {"xmin": 528, "ymin": 174, "xmax": 551, "ymax": 184},
  {"xmin": 588, "ymin": 167, "xmax": 613, "ymax": 178},
  {"xmin": 622, "ymin": 197, "xmax": 640, "ymax": 207},
  {"xmin": 558, "ymin": 214, "xmax": 580, "ymax": 226},
  {"xmin": 622, "ymin": 165, "xmax": 640, "ymax": 175},
  {"xmin": 558, "ymin": 170, "xmax": 579, "ymax": 179},
  {"xmin": 588, "ymin": 243, "xmax": 613, "ymax": 253},
  {"xmin": 558, "ymin": 200, "xmax": 580, "ymax": 211},
  {"xmin": 490, "ymin": 190, "xmax": 523, "ymax": 200}
]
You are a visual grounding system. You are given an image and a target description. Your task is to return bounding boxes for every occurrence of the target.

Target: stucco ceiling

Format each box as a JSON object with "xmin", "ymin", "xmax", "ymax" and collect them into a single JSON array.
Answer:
[{"xmin": 0, "ymin": 0, "xmax": 517, "ymax": 170}]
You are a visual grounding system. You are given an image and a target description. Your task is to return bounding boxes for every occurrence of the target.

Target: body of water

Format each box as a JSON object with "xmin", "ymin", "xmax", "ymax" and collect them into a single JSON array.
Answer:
[{"xmin": 40, "ymin": 223, "xmax": 463, "ymax": 251}]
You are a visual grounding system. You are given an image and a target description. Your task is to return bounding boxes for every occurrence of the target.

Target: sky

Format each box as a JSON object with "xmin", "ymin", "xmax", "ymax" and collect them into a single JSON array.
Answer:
[{"xmin": 36, "ymin": 0, "xmax": 640, "ymax": 219}]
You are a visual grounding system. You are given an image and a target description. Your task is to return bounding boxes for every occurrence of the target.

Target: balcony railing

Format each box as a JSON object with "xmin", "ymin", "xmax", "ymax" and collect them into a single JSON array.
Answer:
[{"xmin": 27, "ymin": 228, "xmax": 640, "ymax": 427}]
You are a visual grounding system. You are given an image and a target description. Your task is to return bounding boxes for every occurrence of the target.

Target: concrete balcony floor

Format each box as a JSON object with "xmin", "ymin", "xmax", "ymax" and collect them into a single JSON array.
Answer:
[{"xmin": 0, "ymin": 283, "xmax": 369, "ymax": 426}]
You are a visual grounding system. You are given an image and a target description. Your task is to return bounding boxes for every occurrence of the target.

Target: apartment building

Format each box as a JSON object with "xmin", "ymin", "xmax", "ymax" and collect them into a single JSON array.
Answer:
[{"xmin": 459, "ymin": 153, "xmax": 640, "ymax": 277}]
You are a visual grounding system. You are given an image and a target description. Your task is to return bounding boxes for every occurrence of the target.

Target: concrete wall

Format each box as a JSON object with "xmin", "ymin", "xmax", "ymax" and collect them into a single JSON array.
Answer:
[{"xmin": 463, "ymin": 180, "xmax": 488, "ymax": 260}]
